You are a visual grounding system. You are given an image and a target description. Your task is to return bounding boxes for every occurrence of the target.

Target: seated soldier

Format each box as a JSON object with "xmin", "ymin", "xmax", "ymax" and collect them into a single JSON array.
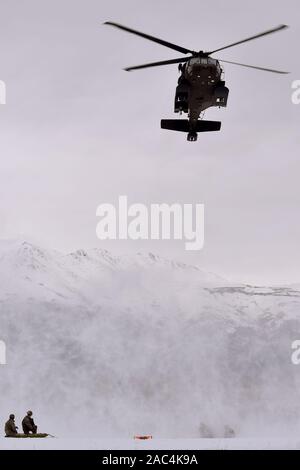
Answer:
[
  {"xmin": 5, "ymin": 414, "xmax": 18, "ymax": 437},
  {"xmin": 22, "ymin": 410, "xmax": 37, "ymax": 434}
]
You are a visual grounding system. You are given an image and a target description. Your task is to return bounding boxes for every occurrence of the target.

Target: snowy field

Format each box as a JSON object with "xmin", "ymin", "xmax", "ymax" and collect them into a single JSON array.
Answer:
[
  {"xmin": 1, "ymin": 438, "xmax": 300, "ymax": 450},
  {"xmin": 1, "ymin": 240, "xmax": 300, "ymax": 440}
]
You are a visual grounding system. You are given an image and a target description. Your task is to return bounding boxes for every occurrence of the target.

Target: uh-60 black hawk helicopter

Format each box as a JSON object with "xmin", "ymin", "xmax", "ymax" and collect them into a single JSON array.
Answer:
[{"xmin": 104, "ymin": 22, "xmax": 289, "ymax": 142}]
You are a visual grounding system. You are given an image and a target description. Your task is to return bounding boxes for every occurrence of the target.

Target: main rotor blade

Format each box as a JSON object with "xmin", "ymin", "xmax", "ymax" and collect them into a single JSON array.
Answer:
[
  {"xmin": 219, "ymin": 59, "xmax": 289, "ymax": 74},
  {"xmin": 104, "ymin": 21, "xmax": 195, "ymax": 55},
  {"xmin": 208, "ymin": 24, "xmax": 288, "ymax": 55},
  {"xmin": 124, "ymin": 56, "xmax": 192, "ymax": 71}
]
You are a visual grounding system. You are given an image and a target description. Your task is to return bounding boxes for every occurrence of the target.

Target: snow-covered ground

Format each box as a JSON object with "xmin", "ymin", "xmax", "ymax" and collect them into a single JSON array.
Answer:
[
  {"xmin": 0, "ymin": 239, "xmax": 300, "ymax": 444},
  {"xmin": 1, "ymin": 438, "xmax": 300, "ymax": 450}
]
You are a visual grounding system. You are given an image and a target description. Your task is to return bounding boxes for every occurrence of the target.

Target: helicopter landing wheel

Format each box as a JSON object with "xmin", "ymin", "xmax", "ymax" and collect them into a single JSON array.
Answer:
[{"xmin": 187, "ymin": 132, "xmax": 198, "ymax": 142}]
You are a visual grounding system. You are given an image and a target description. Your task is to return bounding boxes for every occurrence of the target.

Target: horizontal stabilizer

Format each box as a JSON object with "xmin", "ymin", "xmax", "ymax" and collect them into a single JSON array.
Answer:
[{"xmin": 161, "ymin": 119, "xmax": 221, "ymax": 133}]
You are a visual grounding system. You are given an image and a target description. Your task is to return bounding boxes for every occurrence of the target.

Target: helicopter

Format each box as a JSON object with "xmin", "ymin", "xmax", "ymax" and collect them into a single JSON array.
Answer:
[{"xmin": 104, "ymin": 22, "xmax": 289, "ymax": 141}]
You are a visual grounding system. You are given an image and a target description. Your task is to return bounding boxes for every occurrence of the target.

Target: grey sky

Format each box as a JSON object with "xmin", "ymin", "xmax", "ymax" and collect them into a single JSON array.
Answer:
[{"xmin": 0, "ymin": 0, "xmax": 299, "ymax": 284}]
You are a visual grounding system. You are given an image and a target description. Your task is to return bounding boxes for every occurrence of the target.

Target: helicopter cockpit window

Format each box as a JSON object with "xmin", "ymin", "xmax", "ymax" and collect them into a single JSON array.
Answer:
[
  {"xmin": 207, "ymin": 58, "xmax": 217, "ymax": 65},
  {"xmin": 187, "ymin": 57, "xmax": 220, "ymax": 75}
]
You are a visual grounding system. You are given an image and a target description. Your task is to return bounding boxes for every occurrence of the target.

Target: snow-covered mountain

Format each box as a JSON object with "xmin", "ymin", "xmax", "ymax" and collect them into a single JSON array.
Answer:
[{"xmin": 0, "ymin": 239, "xmax": 300, "ymax": 438}]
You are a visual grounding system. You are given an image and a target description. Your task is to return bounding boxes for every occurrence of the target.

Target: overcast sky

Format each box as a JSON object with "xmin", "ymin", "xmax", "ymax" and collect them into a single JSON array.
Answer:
[{"xmin": 0, "ymin": 0, "xmax": 299, "ymax": 284}]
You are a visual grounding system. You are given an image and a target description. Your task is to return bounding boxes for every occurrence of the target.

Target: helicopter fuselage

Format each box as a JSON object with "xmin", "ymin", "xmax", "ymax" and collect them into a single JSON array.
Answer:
[{"xmin": 174, "ymin": 57, "xmax": 229, "ymax": 140}]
